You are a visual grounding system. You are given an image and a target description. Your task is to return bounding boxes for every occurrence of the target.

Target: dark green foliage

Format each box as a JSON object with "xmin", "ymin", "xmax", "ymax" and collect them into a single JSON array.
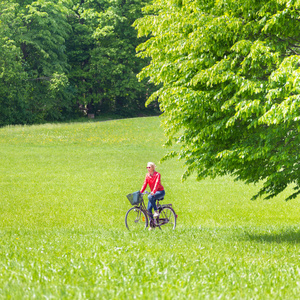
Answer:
[
  {"xmin": 134, "ymin": 0, "xmax": 300, "ymax": 200},
  {"xmin": 0, "ymin": 0, "xmax": 75, "ymax": 125},
  {"xmin": 66, "ymin": 0, "xmax": 157, "ymax": 117},
  {"xmin": 0, "ymin": 0, "xmax": 157, "ymax": 125},
  {"xmin": 0, "ymin": 2, "xmax": 29, "ymax": 126}
]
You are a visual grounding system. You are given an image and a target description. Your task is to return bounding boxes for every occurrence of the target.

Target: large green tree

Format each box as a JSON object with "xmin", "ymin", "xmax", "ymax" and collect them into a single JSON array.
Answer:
[{"xmin": 135, "ymin": 0, "xmax": 300, "ymax": 200}]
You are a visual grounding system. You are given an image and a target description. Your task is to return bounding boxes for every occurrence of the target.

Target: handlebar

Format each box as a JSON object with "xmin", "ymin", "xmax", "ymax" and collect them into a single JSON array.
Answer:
[{"xmin": 141, "ymin": 191, "xmax": 150, "ymax": 195}]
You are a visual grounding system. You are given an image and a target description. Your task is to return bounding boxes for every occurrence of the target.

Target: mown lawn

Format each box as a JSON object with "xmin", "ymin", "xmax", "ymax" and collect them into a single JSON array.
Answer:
[{"xmin": 1, "ymin": 117, "xmax": 300, "ymax": 299}]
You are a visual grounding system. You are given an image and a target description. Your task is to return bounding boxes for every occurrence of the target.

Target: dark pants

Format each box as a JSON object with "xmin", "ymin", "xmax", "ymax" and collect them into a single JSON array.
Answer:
[{"xmin": 147, "ymin": 190, "xmax": 165, "ymax": 216}]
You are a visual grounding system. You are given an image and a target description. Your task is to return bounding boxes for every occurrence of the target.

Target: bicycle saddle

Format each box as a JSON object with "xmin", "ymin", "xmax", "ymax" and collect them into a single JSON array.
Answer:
[{"xmin": 157, "ymin": 197, "xmax": 164, "ymax": 201}]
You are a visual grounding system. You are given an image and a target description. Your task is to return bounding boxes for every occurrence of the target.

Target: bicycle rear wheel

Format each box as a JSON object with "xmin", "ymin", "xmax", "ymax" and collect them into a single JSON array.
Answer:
[
  {"xmin": 125, "ymin": 207, "xmax": 148, "ymax": 230},
  {"xmin": 160, "ymin": 207, "xmax": 176, "ymax": 230}
]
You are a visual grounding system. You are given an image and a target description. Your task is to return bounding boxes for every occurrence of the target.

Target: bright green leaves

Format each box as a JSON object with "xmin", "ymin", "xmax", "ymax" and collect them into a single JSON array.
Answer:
[
  {"xmin": 135, "ymin": 0, "xmax": 300, "ymax": 200},
  {"xmin": 260, "ymin": 55, "xmax": 300, "ymax": 125},
  {"xmin": 239, "ymin": 41, "xmax": 279, "ymax": 77},
  {"xmin": 230, "ymin": 40, "xmax": 252, "ymax": 57}
]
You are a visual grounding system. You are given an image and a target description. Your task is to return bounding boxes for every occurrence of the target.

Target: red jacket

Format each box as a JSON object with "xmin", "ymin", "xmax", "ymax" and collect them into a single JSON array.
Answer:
[{"xmin": 140, "ymin": 172, "xmax": 164, "ymax": 194}]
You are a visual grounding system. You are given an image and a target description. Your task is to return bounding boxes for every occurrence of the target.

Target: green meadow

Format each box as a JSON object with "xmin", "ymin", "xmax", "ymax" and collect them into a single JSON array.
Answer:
[{"xmin": 1, "ymin": 116, "xmax": 300, "ymax": 299}]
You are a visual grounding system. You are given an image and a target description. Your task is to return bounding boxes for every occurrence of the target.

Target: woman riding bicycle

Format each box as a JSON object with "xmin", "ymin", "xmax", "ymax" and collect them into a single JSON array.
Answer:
[{"xmin": 140, "ymin": 162, "xmax": 165, "ymax": 221}]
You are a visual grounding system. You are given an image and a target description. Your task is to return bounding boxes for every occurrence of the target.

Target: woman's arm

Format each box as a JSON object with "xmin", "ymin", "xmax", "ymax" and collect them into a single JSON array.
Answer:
[
  {"xmin": 152, "ymin": 172, "xmax": 161, "ymax": 194},
  {"xmin": 140, "ymin": 175, "xmax": 148, "ymax": 193}
]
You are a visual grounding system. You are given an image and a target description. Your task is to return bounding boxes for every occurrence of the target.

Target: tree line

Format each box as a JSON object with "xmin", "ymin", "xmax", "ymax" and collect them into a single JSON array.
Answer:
[{"xmin": 0, "ymin": 0, "xmax": 157, "ymax": 126}]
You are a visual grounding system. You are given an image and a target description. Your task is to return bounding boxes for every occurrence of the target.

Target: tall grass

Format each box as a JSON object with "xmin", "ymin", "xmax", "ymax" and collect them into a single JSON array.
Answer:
[{"xmin": 1, "ymin": 117, "xmax": 300, "ymax": 299}]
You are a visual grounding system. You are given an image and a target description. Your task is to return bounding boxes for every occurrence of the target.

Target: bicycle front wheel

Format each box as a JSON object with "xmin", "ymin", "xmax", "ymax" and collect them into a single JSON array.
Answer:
[
  {"xmin": 125, "ymin": 207, "xmax": 148, "ymax": 230},
  {"xmin": 160, "ymin": 207, "xmax": 176, "ymax": 230}
]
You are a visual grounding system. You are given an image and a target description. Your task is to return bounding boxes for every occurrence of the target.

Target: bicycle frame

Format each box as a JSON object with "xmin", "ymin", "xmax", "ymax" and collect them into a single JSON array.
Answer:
[{"xmin": 136, "ymin": 193, "xmax": 175, "ymax": 228}]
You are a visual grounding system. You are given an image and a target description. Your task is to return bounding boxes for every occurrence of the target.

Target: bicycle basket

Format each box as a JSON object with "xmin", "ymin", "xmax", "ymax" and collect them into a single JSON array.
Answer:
[{"xmin": 126, "ymin": 191, "xmax": 143, "ymax": 205}]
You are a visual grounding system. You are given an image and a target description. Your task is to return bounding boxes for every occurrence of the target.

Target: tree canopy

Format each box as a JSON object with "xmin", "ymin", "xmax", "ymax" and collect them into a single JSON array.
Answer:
[
  {"xmin": 0, "ymin": 0, "xmax": 157, "ymax": 126},
  {"xmin": 134, "ymin": 0, "xmax": 300, "ymax": 200}
]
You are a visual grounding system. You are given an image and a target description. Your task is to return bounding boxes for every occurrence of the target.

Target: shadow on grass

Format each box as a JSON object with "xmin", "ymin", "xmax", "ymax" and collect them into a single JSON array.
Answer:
[{"xmin": 245, "ymin": 229, "xmax": 300, "ymax": 244}]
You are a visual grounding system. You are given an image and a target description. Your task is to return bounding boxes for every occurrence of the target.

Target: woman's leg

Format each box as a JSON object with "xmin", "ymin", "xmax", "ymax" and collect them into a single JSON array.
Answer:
[
  {"xmin": 147, "ymin": 190, "xmax": 165, "ymax": 214},
  {"xmin": 154, "ymin": 190, "xmax": 165, "ymax": 201},
  {"xmin": 147, "ymin": 194, "xmax": 157, "ymax": 215}
]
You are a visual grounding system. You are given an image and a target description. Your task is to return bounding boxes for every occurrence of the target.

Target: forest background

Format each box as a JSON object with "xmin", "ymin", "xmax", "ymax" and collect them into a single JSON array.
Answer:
[{"xmin": 0, "ymin": 0, "xmax": 157, "ymax": 126}]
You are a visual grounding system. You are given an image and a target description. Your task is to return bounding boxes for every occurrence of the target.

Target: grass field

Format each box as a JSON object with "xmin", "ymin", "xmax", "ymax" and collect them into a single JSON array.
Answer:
[{"xmin": 1, "ymin": 116, "xmax": 300, "ymax": 299}]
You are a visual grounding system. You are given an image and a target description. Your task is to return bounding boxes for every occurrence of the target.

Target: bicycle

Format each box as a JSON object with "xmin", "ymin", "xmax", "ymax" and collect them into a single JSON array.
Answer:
[{"xmin": 125, "ymin": 191, "xmax": 177, "ymax": 230}]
